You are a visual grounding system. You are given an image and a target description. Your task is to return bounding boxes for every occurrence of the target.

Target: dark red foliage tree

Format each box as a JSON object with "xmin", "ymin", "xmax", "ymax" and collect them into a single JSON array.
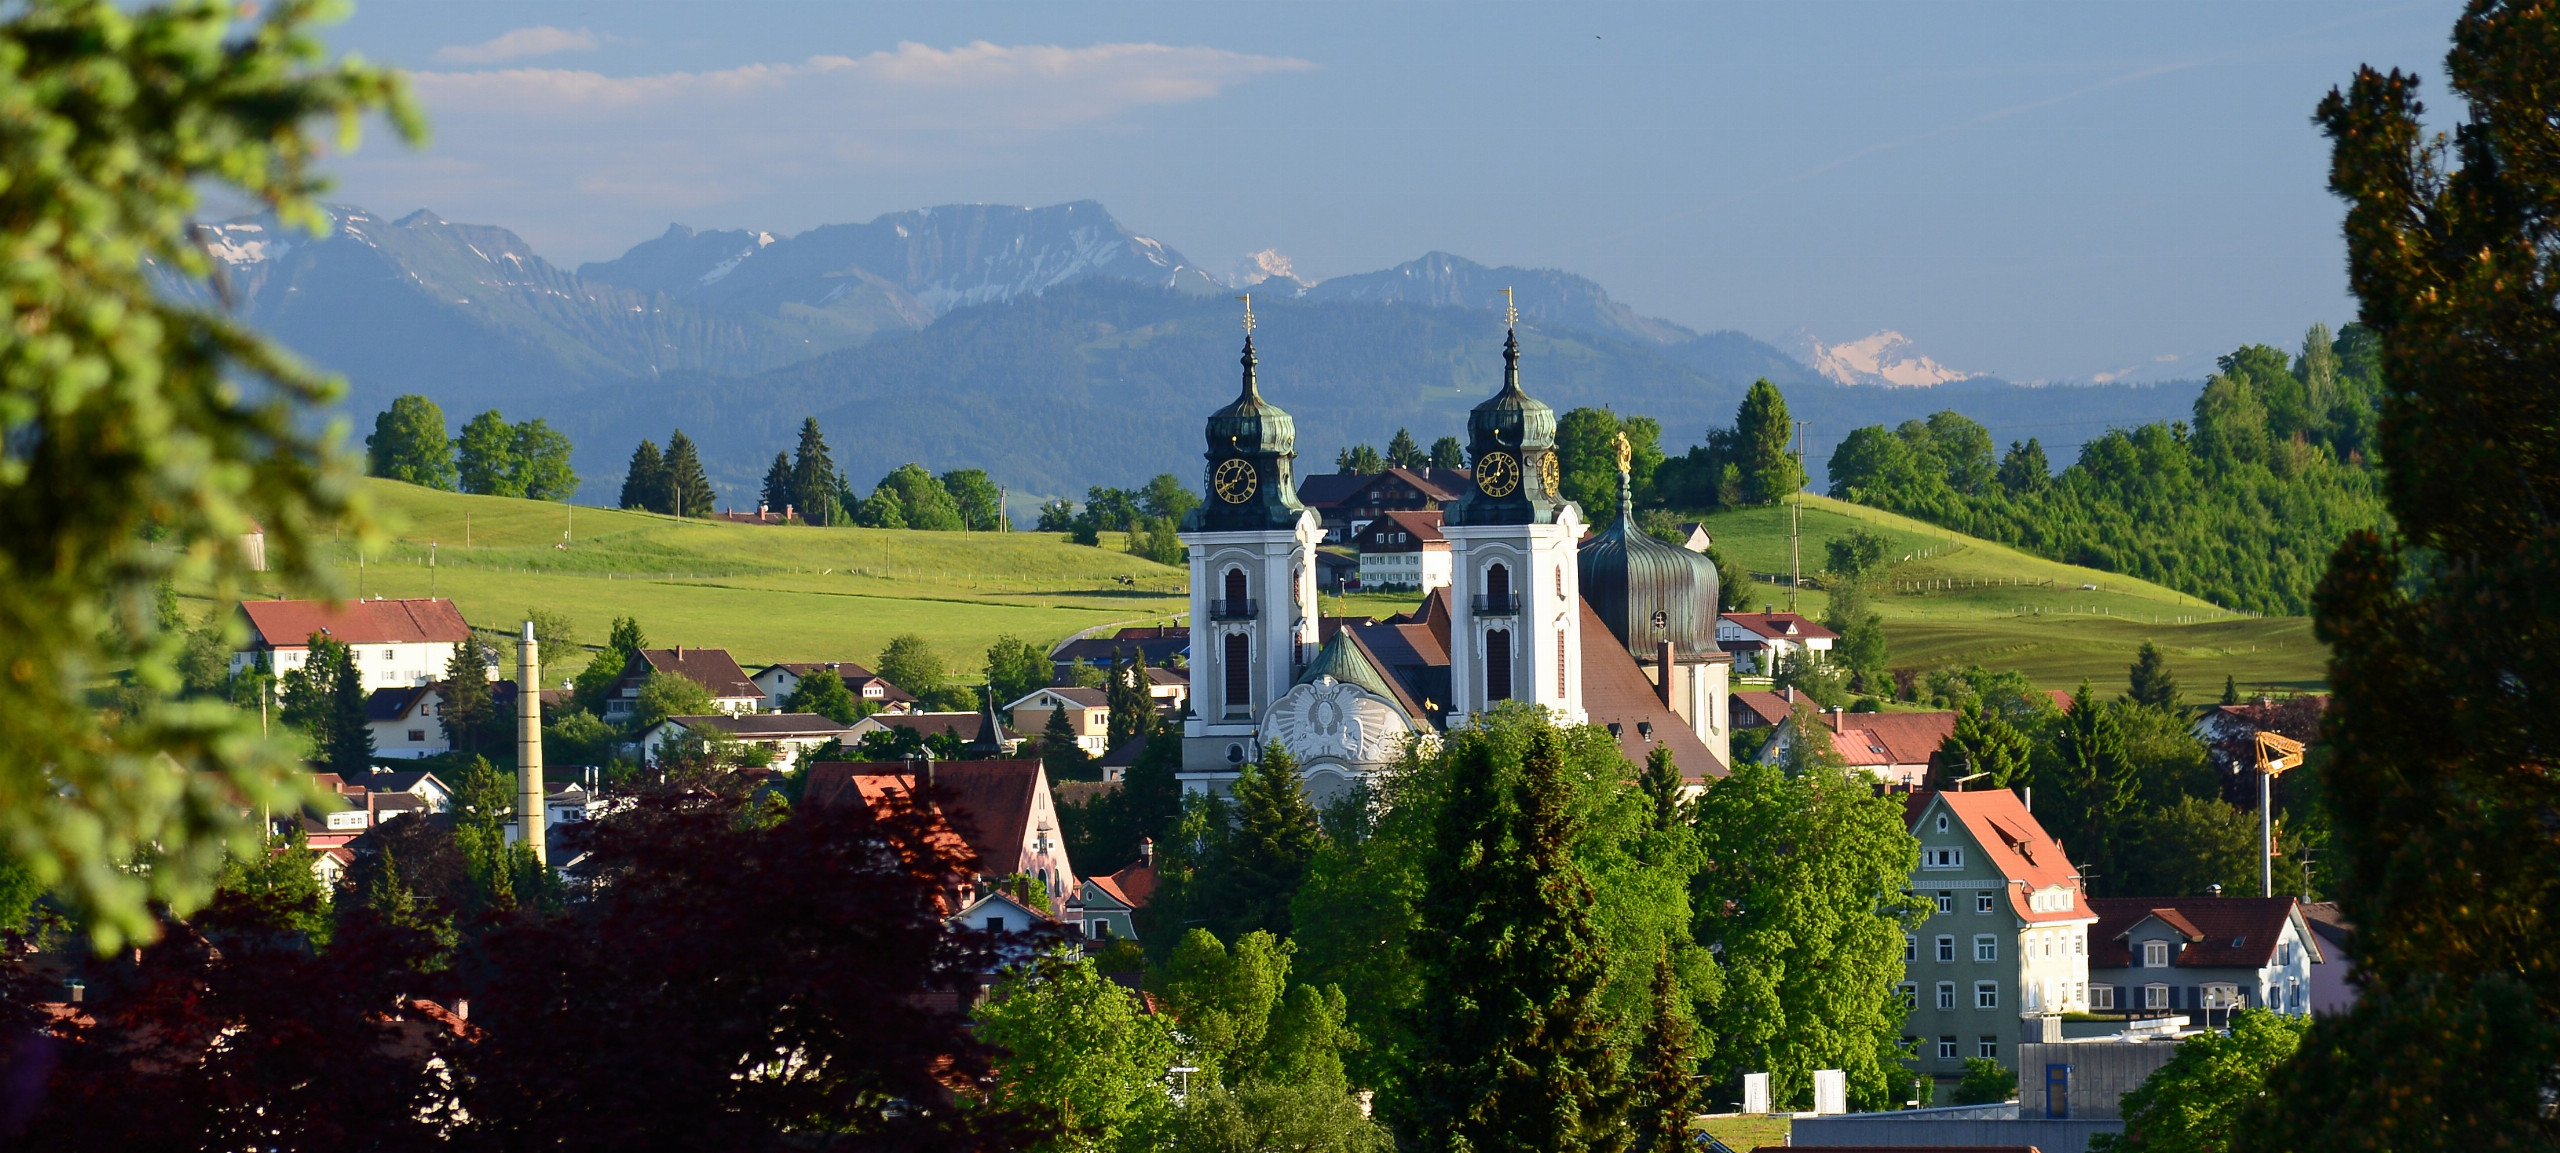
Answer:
[{"xmin": 446, "ymin": 770, "xmax": 1028, "ymax": 1151}]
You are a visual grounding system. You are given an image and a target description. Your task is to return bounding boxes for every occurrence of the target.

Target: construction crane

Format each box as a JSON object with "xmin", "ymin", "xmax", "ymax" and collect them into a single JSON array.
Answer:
[{"xmin": 2254, "ymin": 731, "xmax": 2307, "ymax": 897}]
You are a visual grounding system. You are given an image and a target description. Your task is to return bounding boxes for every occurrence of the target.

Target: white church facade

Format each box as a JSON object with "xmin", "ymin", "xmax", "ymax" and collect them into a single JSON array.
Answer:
[{"xmin": 1176, "ymin": 304, "xmax": 1736, "ymax": 801}]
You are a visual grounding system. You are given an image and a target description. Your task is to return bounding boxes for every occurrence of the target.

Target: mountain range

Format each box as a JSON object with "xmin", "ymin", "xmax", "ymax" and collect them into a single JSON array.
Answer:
[{"xmin": 174, "ymin": 200, "xmax": 2201, "ymax": 510}]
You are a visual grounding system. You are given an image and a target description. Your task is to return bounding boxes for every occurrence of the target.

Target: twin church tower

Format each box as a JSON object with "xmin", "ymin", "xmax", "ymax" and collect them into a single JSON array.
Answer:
[{"xmin": 1175, "ymin": 296, "xmax": 1732, "ymax": 795}]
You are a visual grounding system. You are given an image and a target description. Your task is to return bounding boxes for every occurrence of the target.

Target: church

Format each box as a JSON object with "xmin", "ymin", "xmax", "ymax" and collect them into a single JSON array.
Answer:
[{"xmin": 1176, "ymin": 302, "xmax": 1736, "ymax": 800}]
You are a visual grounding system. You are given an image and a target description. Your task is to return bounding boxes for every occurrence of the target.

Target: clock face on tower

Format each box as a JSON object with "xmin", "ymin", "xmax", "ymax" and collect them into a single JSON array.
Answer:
[
  {"xmin": 1476, "ymin": 451, "xmax": 1521, "ymax": 498},
  {"xmin": 1213, "ymin": 458, "xmax": 1260, "ymax": 504},
  {"xmin": 1537, "ymin": 451, "xmax": 1560, "ymax": 497}
]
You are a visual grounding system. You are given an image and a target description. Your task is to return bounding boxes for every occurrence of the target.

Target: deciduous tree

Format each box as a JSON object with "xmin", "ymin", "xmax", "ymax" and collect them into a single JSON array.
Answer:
[
  {"xmin": 1734, "ymin": 379, "xmax": 1803, "ymax": 505},
  {"xmin": 367, "ymin": 394, "xmax": 456, "ymax": 489},
  {"xmin": 455, "ymin": 409, "xmax": 522, "ymax": 496}
]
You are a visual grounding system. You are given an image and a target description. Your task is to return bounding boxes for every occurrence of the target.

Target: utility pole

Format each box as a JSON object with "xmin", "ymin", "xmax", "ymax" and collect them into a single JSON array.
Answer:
[
  {"xmin": 429, "ymin": 542, "xmax": 438, "ymax": 597},
  {"xmin": 1788, "ymin": 420, "xmax": 1808, "ymax": 613}
]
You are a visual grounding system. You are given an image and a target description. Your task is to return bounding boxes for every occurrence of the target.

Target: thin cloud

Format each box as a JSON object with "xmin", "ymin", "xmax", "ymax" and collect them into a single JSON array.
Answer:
[{"xmin": 433, "ymin": 26, "xmax": 603, "ymax": 66}]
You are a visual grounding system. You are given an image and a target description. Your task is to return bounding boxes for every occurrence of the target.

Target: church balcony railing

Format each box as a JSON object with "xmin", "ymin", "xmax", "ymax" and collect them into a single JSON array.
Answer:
[
  {"xmin": 1472, "ymin": 594, "xmax": 1520, "ymax": 616},
  {"xmin": 1209, "ymin": 599, "xmax": 1259, "ymax": 622}
]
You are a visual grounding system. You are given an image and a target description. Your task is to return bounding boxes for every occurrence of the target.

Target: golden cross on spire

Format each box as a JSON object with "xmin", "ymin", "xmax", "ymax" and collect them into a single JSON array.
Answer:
[
  {"xmin": 1235, "ymin": 293, "xmax": 1256, "ymax": 336},
  {"xmin": 1502, "ymin": 286, "xmax": 1518, "ymax": 329}
]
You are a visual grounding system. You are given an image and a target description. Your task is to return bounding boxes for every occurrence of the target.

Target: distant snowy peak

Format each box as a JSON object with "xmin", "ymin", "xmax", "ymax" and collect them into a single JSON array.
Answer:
[
  {"xmin": 1791, "ymin": 329, "xmax": 1978, "ymax": 388},
  {"xmin": 1229, "ymin": 249, "xmax": 1313, "ymax": 291}
]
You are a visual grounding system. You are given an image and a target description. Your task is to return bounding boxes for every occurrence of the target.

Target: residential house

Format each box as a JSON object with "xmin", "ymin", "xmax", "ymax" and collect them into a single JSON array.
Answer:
[
  {"xmin": 602, "ymin": 646, "xmax": 762, "ymax": 721},
  {"xmin": 232, "ymin": 597, "xmax": 475, "ymax": 692},
  {"xmin": 803, "ymin": 759, "xmax": 1078, "ymax": 904},
  {"xmin": 2300, "ymin": 902, "xmax": 2358, "ymax": 1016},
  {"xmin": 750, "ymin": 660, "xmax": 917, "ymax": 715},
  {"xmin": 844, "ymin": 710, "xmax": 1021, "ymax": 754},
  {"xmin": 1294, "ymin": 465, "xmax": 1470, "ymax": 543},
  {"xmin": 1007, "ymin": 687, "xmax": 1112, "ymax": 754},
  {"xmin": 363, "ymin": 681, "xmax": 521, "ymax": 760},
  {"xmin": 949, "ymin": 890, "xmax": 1061, "ymax": 973},
  {"xmin": 1716, "ymin": 610, "xmax": 1838, "ymax": 676},
  {"xmin": 1077, "ymin": 839, "xmax": 1158, "ymax": 943},
  {"xmin": 2086, "ymin": 896, "xmax": 2324, "ymax": 1019},
  {"xmin": 1760, "ymin": 707, "xmax": 1958, "ymax": 788},
  {"xmin": 1675, "ymin": 522, "xmax": 1713, "ymax": 553},
  {"xmin": 1351, "ymin": 509, "xmax": 1452, "ymax": 593},
  {"xmin": 640, "ymin": 711, "xmax": 853, "ymax": 767},
  {"xmin": 1143, "ymin": 665, "xmax": 1191, "ymax": 716},
  {"xmin": 1050, "ymin": 626, "xmax": 1189, "ymax": 681},
  {"xmin": 360, "ymin": 770, "xmax": 456, "ymax": 814},
  {"xmin": 1729, "ymin": 688, "xmax": 1804, "ymax": 735},
  {"xmin": 1901, "ymin": 788, "xmax": 2098, "ymax": 1084},
  {"xmin": 1096, "ymin": 737, "xmax": 1148, "ymax": 783}
]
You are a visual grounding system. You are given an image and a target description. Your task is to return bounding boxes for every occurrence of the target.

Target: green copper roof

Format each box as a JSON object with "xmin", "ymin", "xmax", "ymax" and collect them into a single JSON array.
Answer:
[{"xmin": 1297, "ymin": 630, "xmax": 1407, "ymax": 716}]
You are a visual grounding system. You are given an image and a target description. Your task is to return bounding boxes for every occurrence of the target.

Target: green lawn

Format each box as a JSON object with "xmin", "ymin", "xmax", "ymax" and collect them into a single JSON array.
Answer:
[
  {"xmin": 1696, "ymin": 494, "xmax": 2328, "ymax": 696},
  {"xmin": 1695, "ymin": 1113, "xmax": 1790, "ymax": 1151},
  {"xmin": 209, "ymin": 480, "xmax": 1190, "ymax": 672}
]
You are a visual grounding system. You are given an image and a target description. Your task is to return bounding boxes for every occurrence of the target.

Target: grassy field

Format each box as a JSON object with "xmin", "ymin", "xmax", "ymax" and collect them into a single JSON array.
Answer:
[
  {"xmin": 1696, "ymin": 494, "xmax": 2329, "ymax": 696},
  {"xmin": 205, "ymin": 480, "xmax": 1190, "ymax": 674}
]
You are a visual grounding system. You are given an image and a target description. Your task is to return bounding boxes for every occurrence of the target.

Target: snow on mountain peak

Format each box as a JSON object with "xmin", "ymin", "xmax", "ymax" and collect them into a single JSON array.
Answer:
[
  {"xmin": 1792, "ymin": 329, "xmax": 1977, "ymax": 388},
  {"xmin": 1229, "ymin": 249, "xmax": 1311, "ymax": 290}
]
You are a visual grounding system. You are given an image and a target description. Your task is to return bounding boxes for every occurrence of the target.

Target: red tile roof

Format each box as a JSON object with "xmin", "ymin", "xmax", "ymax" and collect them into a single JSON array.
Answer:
[
  {"xmin": 1352, "ymin": 509, "xmax": 1447, "ymax": 548},
  {"xmin": 1812, "ymin": 710, "xmax": 1958, "ymax": 768},
  {"xmin": 632, "ymin": 647, "xmax": 758, "ymax": 699},
  {"xmin": 2088, "ymin": 896, "xmax": 2319, "ymax": 969},
  {"xmin": 1730, "ymin": 690, "xmax": 1799, "ymax": 729},
  {"xmin": 1925, "ymin": 790, "xmax": 2088, "ymax": 924},
  {"xmin": 239, "ymin": 598, "xmax": 471, "ymax": 647},
  {"xmin": 805, "ymin": 760, "xmax": 1048, "ymax": 882},
  {"xmin": 1719, "ymin": 611, "xmax": 1839, "ymax": 642},
  {"xmin": 1086, "ymin": 858, "xmax": 1158, "ymax": 909},
  {"xmin": 852, "ymin": 711, "xmax": 1016, "ymax": 745},
  {"xmin": 1578, "ymin": 601, "xmax": 1726, "ymax": 783}
]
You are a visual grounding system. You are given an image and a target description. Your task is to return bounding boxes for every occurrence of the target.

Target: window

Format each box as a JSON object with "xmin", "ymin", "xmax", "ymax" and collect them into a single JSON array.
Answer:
[
  {"xmin": 2042, "ymin": 933, "xmax": 2053, "ymax": 958},
  {"xmin": 1975, "ymin": 981, "xmax": 1999, "ymax": 1009},
  {"xmin": 1975, "ymin": 935, "xmax": 1998, "ymax": 962},
  {"xmin": 1896, "ymin": 982, "xmax": 1916, "ymax": 1008},
  {"xmin": 2144, "ymin": 984, "xmax": 2169, "ymax": 1010},
  {"xmin": 1556, "ymin": 629, "xmax": 1567, "ymax": 691},
  {"xmin": 2280, "ymin": 941, "xmax": 2295, "ymax": 966},
  {"xmin": 1977, "ymin": 891, "xmax": 1995, "ymax": 914},
  {"xmin": 1223, "ymin": 568, "xmax": 1250, "ymax": 616},
  {"xmin": 986, "ymin": 916, "xmax": 1007, "ymax": 934},
  {"xmin": 2143, "ymin": 940, "xmax": 2170, "ymax": 968},
  {"xmin": 407, "ymin": 729, "xmax": 426, "ymax": 742},
  {"xmin": 1485, "ymin": 629, "xmax": 1513, "ymax": 701},
  {"xmin": 1904, "ymin": 935, "xmax": 1918, "ymax": 962},
  {"xmin": 1936, "ymin": 982, "xmax": 1956, "ymax": 1010},
  {"xmin": 1979, "ymin": 1036, "xmax": 2000, "ymax": 1060},
  {"xmin": 1937, "ymin": 1036, "xmax": 1957, "ymax": 1060},
  {"xmin": 1223, "ymin": 633, "xmax": 1251, "ymax": 714},
  {"xmin": 1936, "ymin": 936, "xmax": 1955, "ymax": 963},
  {"xmin": 1936, "ymin": 814, "xmax": 1949, "ymax": 833},
  {"xmin": 1922, "ymin": 847, "xmax": 1963, "ymax": 869},
  {"xmin": 1485, "ymin": 562, "xmax": 1511, "ymax": 605},
  {"xmin": 1935, "ymin": 891, "xmax": 1954, "ymax": 914},
  {"xmin": 381, "ymin": 649, "xmax": 393, "ymax": 661},
  {"xmin": 2090, "ymin": 984, "xmax": 2115, "ymax": 1010}
]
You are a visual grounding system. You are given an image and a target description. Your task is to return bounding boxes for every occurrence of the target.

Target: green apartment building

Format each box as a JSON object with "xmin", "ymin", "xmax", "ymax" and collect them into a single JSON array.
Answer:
[{"xmin": 1900, "ymin": 789, "xmax": 2098, "ymax": 1083}]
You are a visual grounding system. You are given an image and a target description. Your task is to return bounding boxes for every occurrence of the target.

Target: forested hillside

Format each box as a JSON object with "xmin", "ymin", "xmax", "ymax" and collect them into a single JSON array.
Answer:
[{"xmin": 1821, "ymin": 325, "xmax": 2389, "ymax": 615}]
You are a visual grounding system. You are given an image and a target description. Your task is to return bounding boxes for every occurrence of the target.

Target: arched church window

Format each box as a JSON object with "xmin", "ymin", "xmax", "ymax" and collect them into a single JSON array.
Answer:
[
  {"xmin": 1486, "ymin": 563, "xmax": 1511, "ymax": 611},
  {"xmin": 1224, "ymin": 633, "xmax": 1251, "ymax": 714},
  {"xmin": 1556, "ymin": 565, "xmax": 1566, "ymax": 597},
  {"xmin": 1224, "ymin": 568, "xmax": 1249, "ymax": 618},
  {"xmin": 1486, "ymin": 629, "xmax": 1513, "ymax": 701},
  {"xmin": 1558, "ymin": 629, "xmax": 1568, "ymax": 692}
]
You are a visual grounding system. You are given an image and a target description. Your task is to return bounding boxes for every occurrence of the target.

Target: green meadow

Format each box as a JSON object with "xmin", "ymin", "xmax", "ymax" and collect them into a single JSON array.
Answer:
[{"xmin": 1694, "ymin": 494, "xmax": 2329, "ymax": 697}]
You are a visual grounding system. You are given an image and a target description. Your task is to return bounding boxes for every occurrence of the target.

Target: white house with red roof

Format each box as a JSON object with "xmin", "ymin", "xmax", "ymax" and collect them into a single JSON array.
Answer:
[
  {"xmin": 749, "ymin": 660, "xmax": 918, "ymax": 715},
  {"xmin": 1760, "ymin": 707, "xmax": 1959, "ymax": 788},
  {"xmin": 1901, "ymin": 788, "xmax": 2098, "ymax": 1083},
  {"xmin": 604, "ymin": 646, "xmax": 763, "ymax": 719},
  {"xmin": 1351, "ymin": 509, "xmax": 1452, "ymax": 593},
  {"xmin": 2086, "ymin": 896, "xmax": 2324, "ymax": 1018},
  {"xmin": 231, "ymin": 597, "xmax": 475, "ymax": 692},
  {"xmin": 1717, "ymin": 610, "xmax": 1838, "ymax": 675}
]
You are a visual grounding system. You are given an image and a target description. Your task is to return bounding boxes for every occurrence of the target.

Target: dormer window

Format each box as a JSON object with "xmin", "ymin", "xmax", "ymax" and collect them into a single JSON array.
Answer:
[{"xmin": 2144, "ymin": 940, "xmax": 2170, "ymax": 968}]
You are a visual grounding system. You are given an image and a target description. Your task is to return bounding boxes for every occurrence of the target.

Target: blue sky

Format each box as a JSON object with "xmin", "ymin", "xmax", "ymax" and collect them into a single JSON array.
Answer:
[{"xmin": 316, "ymin": 1, "xmax": 2462, "ymax": 383}]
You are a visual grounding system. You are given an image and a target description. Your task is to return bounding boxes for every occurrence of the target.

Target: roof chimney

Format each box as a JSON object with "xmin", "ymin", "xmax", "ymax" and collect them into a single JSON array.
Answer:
[
  {"xmin": 1785, "ymin": 685, "xmax": 1795, "ymax": 704},
  {"xmin": 1655, "ymin": 640, "xmax": 1677, "ymax": 708},
  {"xmin": 1141, "ymin": 836, "xmax": 1155, "ymax": 866},
  {"xmin": 2208, "ymin": 883, "xmax": 2223, "ymax": 898}
]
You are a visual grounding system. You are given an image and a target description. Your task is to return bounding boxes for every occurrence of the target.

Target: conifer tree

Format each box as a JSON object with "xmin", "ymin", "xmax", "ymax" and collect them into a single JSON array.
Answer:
[
  {"xmin": 2237, "ymin": 13, "xmax": 2560, "ymax": 1145},
  {"xmin": 1637, "ymin": 746, "xmax": 1684, "ymax": 832},
  {"xmin": 1387, "ymin": 428, "xmax": 1426, "ymax": 469},
  {"xmin": 2125, "ymin": 641, "xmax": 2181, "ymax": 712},
  {"xmin": 1408, "ymin": 725, "xmax": 1628, "ymax": 1153},
  {"xmin": 1106, "ymin": 648, "xmax": 1154, "ymax": 749},
  {"xmin": 2031, "ymin": 681, "xmax": 2137, "ymax": 892},
  {"xmin": 1207, "ymin": 745, "xmax": 1323, "ymax": 940},
  {"xmin": 2221, "ymin": 675, "xmax": 2240, "ymax": 706},
  {"xmin": 620, "ymin": 440, "xmax": 669, "ymax": 512},
  {"xmin": 285, "ymin": 635, "xmax": 374, "ymax": 778},
  {"xmin": 439, "ymin": 638, "xmax": 497, "ymax": 754},
  {"xmin": 663, "ymin": 430, "xmax": 716, "ymax": 519},
  {"xmin": 758, "ymin": 452, "xmax": 793, "ymax": 515},
  {"xmin": 1933, "ymin": 700, "xmax": 2031, "ymax": 789},
  {"xmin": 1431, "ymin": 436, "xmax": 1465, "ymax": 470},
  {"xmin": 1041, "ymin": 702, "xmax": 1089, "ymax": 780},
  {"xmin": 1631, "ymin": 949, "xmax": 1701, "ymax": 1153},
  {"xmin": 792, "ymin": 417, "xmax": 843, "ymax": 526},
  {"xmin": 1734, "ymin": 379, "xmax": 1803, "ymax": 505}
]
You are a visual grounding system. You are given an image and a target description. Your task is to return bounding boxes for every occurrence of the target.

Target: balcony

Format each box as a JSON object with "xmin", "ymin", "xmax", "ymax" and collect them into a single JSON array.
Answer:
[
  {"xmin": 1209, "ymin": 598, "xmax": 1259, "ymax": 621},
  {"xmin": 1471, "ymin": 594, "xmax": 1520, "ymax": 616}
]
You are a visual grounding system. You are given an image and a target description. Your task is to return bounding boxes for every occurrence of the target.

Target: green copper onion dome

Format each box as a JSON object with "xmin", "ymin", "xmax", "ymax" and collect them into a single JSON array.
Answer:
[
  {"xmin": 1449, "ymin": 325, "xmax": 1568, "ymax": 527},
  {"xmin": 1577, "ymin": 461, "xmax": 1721, "ymax": 660},
  {"xmin": 1189, "ymin": 334, "xmax": 1309, "ymax": 532},
  {"xmin": 1205, "ymin": 336, "xmax": 1296, "ymax": 456}
]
